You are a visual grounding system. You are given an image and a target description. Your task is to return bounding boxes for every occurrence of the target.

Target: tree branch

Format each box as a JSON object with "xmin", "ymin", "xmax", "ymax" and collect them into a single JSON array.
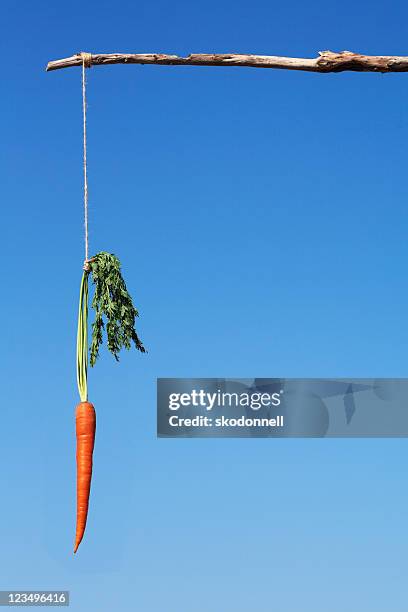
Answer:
[{"xmin": 46, "ymin": 50, "xmax": 408, "ymax": 73}]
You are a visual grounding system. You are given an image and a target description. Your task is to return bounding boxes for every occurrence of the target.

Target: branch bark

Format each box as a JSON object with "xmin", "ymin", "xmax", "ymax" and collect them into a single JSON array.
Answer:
[{"xmin": 46, "ymin": 50, "xmax": 408, "ymax": 73}]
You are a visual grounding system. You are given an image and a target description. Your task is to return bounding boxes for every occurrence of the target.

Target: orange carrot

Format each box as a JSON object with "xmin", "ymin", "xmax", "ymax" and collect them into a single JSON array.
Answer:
[{"xmin": 74, "ymin": 401, "xmax": 96, "ymax": 553}]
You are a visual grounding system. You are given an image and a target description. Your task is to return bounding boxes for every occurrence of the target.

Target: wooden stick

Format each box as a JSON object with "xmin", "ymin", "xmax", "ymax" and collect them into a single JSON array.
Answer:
[{"xmin": 46, "ymin": 50, "xmax": 408, "ymax": 73}]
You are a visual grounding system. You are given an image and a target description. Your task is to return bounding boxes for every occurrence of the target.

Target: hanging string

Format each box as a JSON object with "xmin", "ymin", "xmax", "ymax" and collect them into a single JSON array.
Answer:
[
  {"xmin": 81, "ymin": 53, "xmax": 92, "ymax": 270},
  {"xmin": 77, "ymin": 53, "xmax": 92, "ymax": 400}
]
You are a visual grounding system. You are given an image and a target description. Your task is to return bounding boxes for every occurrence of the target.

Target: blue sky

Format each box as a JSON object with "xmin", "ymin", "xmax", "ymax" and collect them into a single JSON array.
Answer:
[{"xmin": 1, "ymin": 0, "xmax": 407, "ymax": 610}]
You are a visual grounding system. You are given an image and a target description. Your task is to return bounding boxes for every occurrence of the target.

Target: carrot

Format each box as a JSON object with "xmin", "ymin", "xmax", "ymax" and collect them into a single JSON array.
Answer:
[{"xmin": 74, "ymin": 401, "xmax": 96, "ymax": 553}]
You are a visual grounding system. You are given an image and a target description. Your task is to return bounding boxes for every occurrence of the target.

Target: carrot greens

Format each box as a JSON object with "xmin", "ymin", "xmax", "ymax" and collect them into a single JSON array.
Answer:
[{"xmin": 88, "ymin": 252, "xmax": 146, "ymax": 366}]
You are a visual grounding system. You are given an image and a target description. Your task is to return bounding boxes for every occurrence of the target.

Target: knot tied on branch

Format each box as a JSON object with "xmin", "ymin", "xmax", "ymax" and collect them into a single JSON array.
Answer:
[{"xmin": 80, "ymin": 52, "xmax": 93, "ymax": 68}]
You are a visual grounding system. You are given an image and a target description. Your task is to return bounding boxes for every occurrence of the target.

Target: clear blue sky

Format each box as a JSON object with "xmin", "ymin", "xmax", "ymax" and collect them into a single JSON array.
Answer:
[{"xmin": 1, "ymin": 0, "xmax": 407, "ymax": 610}]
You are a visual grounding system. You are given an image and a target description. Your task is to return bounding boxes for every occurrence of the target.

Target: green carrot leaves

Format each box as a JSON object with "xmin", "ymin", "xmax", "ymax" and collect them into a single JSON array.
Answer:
[{"xmin": 88, "ymin": 252, "xmax": 146, "ymax": 366}]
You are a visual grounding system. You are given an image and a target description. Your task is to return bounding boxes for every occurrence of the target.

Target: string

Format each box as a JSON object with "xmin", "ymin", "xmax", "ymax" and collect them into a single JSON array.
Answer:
[
  {"xmin": 77, "ymin": 53, "xmax": 92, "ymax": 400},
  {"xmin": 81, "ymin": 53, "xmax": 92, "ymax": 269}
]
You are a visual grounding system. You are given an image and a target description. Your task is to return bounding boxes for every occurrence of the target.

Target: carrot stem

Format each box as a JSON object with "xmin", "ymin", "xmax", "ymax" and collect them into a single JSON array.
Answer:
[{"xmin": 76, "ymin": 271, "xmax": 89, "ymax": 402}]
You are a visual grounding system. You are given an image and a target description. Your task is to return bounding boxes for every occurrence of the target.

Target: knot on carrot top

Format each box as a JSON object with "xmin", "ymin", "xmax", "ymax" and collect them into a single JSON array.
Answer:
[{"xmin": 83, "ymin": 257, "xmax": 96, "ymax": 272}]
